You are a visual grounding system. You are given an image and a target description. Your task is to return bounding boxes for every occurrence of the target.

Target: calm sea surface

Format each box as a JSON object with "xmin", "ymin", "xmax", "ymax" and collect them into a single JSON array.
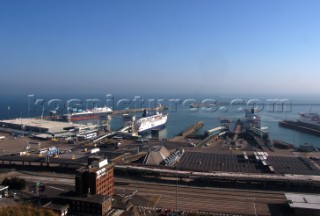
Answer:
[{"xmin": 1, "ymin": 94, "xmax": 320, "ymax": 147}]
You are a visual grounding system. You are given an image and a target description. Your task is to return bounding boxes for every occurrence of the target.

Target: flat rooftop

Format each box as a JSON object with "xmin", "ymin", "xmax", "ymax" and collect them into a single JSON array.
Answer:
[
  {"xmin": 285, "ymin": 193, "xmax": 320, "ymax": 210},
  {"xmin": 0, "ymin": 118, "xmax": 85, "ymax": 133},
  {"xmin": 60, "ymin": 193, "xmax": 111, "ymax": 204}
]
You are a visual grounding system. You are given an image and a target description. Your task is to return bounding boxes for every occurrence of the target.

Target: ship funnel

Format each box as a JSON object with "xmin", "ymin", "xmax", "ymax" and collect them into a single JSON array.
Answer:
[{"xmin": 142, "ymin": 109, "xmax": 147, "ymax": 117}]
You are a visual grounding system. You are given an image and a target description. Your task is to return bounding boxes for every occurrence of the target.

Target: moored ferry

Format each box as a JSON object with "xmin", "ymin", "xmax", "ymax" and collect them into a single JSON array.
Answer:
[
  {"xmin": 66, "ymin": 107, "xmax": 112, "ymax": 122},
  {"xmin": 134, "ymin": 110, "xmax": 168, "ymax": 134},
  {"xmin": 297, "ymin": 112, "xmax": 320, "ymax": 130}
]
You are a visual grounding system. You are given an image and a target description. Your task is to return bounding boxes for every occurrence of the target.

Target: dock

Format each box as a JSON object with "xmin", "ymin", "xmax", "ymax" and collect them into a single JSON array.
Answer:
[
  {"xmin": 180, "ymin": 121, "xmax": 204, "ymax": 137},
  {"xmin": 170, "ymin": 121, "xmax": 204, "ymax": 142},
  {"xmin": 197, "ymin": 133, "xmax": 218, "ymax": 147},
  {"xmin": 273, "ymin": 139, "xmax": 294, "ymax": 149},
  {"xmin": 233, "ymin": 122, "xmax": 243, "ymax": 141},
  {"xmin": 198, "ymin": 126, "xmax": 228, "ymax": 147},
  {"xmin": 279, "ymin": 120, "xmax": 320, "ymax": 137}
]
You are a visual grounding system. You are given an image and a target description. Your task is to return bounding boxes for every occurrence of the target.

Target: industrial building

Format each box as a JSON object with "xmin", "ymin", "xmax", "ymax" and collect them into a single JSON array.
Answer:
[{"xmin": 0, "ymin": 118, "xmax": 86, "ymax": 138}]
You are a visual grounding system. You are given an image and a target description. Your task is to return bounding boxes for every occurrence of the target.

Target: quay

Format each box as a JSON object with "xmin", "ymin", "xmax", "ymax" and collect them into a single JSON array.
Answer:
[
  {"xmin": 233, "ymin": 122, "xmax": 242, "ymax": 141},
  {"xmin": 196, "ymin": 134, "xmax": 218, "ymax": 147},
  {"xmin": 197, "ymin": 126, "xmax": 227, "ymax": 147},
  {"xmin": 273, "ymin": 139, "xmax": 295, "ymax": 149},
  {"xmin": 180, "ymin": 121, "xmax": 204, "ymax": 137},
  {"xmin": 279, "ymin": 120, "xmax": 320, "ymax": 137},
  {"xmin": 169, "ymin": 121, "xmax": 204, "ymax": 142}
]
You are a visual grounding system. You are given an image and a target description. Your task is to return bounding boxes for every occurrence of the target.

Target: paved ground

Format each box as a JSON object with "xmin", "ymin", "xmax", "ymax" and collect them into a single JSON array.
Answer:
[{"xmin": 0, "ymin": 132, "xmax": 74, "ymax": 156}]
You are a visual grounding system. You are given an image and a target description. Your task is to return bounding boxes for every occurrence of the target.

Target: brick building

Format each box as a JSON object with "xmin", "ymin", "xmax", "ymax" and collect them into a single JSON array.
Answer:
[
  {"xmin": 60, "ymin": 194, "xmax": 112, "ymax": 216},
  {"xmin": 75, "ymin": 156, "xmax": 114, "ymax": 196}
]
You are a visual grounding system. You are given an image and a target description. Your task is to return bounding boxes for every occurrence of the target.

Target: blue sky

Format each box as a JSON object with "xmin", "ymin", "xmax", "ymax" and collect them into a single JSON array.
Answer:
[{"xmin": 0, "ymin": 0, "xmax": 320, "ymax": 96}]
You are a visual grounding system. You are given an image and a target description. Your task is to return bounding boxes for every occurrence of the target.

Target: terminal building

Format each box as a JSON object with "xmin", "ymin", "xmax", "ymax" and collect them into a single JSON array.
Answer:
[
  {"xmin": 0, "ymin": 118, "xmax": 84, "ymax": 133},
  {"xmin": 75, "ymin": 156, "xmax": 114, "ymax": 196},
  {"xmin": 0, "ymin": 118, "xmax": 87, "ymax": 139}
]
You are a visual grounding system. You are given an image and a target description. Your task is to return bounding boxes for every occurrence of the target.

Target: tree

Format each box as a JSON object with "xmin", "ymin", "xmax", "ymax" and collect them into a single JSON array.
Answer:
[{"xmin": 2, "ymin": 177, "xmax": 26, "ymax": 190}]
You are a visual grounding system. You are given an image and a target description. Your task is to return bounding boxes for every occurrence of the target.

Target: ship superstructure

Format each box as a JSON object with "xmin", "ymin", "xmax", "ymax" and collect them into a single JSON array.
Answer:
[
  {"xmin": 297, "ymin": 112, "xmax": 320, "ymax": 130},
  {"xmin": 245, "ymin": 109, "xmax": 261, "ymax": 130},
  {"xmin": 134, "ymin": 110, "xmax": 168, "ymax": 134}
]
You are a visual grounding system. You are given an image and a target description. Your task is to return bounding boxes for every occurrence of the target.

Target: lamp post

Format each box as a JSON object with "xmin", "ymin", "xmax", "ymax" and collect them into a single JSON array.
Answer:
[{"xmin": 175, "ymin": 164, "xmax": 178, "ymax": 211}]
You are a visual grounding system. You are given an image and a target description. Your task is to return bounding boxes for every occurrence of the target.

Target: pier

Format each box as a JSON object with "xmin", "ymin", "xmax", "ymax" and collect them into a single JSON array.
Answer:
[
  {"xmin": 198, "ymin": 126, "xmax": 227, "ymax": 147},
  {"xmin": 273, "ymin": 139, "xmax": 295, "ymax": 149},
  {"xmin": 233, "ymin": 122, "xmax": 243, "ymax": 141},
  {"xmin": 170, "ymin": 121, "xmax": 204, "ymax": 142},
  {"xmin": 279, "ymin": 120, "xmax": 320, "ymax": 137},
  {"xmin": 197, "ymin": 134, "xmax": 218, "ymax": 147},
  {"xmin": 180, "ymin": 121, "xmax": 204, "ymax": 137}
]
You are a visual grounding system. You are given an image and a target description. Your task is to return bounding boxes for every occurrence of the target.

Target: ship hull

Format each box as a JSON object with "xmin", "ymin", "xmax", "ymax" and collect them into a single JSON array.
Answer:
[
  {"xmin": 66, "ymin": 107, "xmax": 112, "ymax": 122},
  {"xmin": 138, "ymin": 123, "xmax": 166, "ymax": 134},
  {"xmin": 70, "ymin": 114, "xmax": 108, "ymax": 122}
]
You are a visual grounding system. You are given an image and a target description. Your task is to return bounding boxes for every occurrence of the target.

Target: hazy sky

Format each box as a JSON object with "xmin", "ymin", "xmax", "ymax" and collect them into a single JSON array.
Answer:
[{"xmin": 1, "ymin": 0, "xmax": 320, "ymax": 96}]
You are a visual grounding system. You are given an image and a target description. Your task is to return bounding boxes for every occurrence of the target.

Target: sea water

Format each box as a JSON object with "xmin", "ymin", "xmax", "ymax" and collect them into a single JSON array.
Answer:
[{"xmin": 1, "ymin": 94, "xmax": 320, "ymax": 147}]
